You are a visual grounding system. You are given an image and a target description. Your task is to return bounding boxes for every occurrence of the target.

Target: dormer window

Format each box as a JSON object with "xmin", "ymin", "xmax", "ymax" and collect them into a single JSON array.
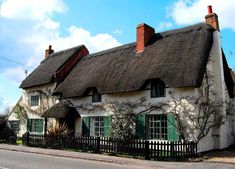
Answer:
[
  {"xmin": 151, "ymin": 79, "xmax": 165, "ymax": 98},
  {"xmin": 30, "ymin": 94, "xmax": 39, "ymax": 106},
  {"xmin": 92, "ymin": 88, "xmax": 101, "ymax": 103}
]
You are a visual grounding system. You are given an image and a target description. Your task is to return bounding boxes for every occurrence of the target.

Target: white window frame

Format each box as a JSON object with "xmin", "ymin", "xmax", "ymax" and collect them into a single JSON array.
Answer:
[
  {"xmin": 29, "ymin": 93, "xmax": 40, "ymax": 107},
  {"xmin": 147, "ymin": 114, "xmax": 167, "ymax": 140},
  {"xmin": 90, "ymin": 116, "xmax": 104, "ymax": 137}
]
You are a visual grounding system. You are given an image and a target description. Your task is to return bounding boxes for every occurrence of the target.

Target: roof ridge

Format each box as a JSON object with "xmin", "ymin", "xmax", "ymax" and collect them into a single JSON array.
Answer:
[
  {"xmin": 42, "ymin": 45, "xmax": 85, "ymax": 62},
  {"xmin": 157, "ymin": 22, "xmax": 213, "ymax": 36},
  {"xmin": 86, "ymin": 42, "xmax": 135, "ymax": 59}
]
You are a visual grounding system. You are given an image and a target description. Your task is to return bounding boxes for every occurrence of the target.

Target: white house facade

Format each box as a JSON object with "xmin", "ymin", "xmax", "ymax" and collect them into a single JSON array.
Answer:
[{"xmin": 8, "ymin": 6, "xmax": 235, "ymax": 152}]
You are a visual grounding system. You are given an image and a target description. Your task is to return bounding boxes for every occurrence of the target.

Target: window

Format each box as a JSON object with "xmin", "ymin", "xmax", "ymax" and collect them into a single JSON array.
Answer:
[
  {"xmin": 92, "ymin": 88, "xmax": 101, "ymax": 102},
  {"xmin": 9, "ymin": 121, "xmax": 19, "ymax": 134},
  {"xmin": 27, "ymin": 119, "xmax": 43, "ymax": 133},
  {"xmin": 93, "ymin": 117, "xmax": 104, "ymax": 137},
  {"xmin": 82, "ymin": 116, "xmax": 110, "ymax": 137},
  {"xmin": 30, "ymin": 95, "xmax": 39, "ymax": 106},
  {"xmin": 151, "ymin": 79, "xmax": 165, "ymax": 98},
  {"xmin": 147, "ymin": 115, "xmax": 167, "ymax": 140}
]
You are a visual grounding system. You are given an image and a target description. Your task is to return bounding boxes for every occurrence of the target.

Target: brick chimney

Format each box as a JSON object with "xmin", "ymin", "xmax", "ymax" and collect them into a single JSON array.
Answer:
[
  {"xmin": 205, "ymin": 5, "xmax": 219, "ymax": 31},
  {"xmin": 45, "ymin": 45, "xmax": 54, "ymax": 58},
  {"xmin": 136, "ymin": 23, "xmax": 155, "ymax": 53}
]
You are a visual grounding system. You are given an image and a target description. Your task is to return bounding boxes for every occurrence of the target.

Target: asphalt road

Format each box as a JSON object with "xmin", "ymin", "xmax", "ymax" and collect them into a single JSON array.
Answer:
[{"xmin": 0, "ymin": 149, "xmax": 235, "ymax": 169}]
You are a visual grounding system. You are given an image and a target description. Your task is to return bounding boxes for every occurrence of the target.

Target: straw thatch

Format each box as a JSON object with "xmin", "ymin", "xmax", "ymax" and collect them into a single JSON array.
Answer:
[
  {"xmin": 41, "ymin": 100, "xmax": 80, "ymax": 118},
  {"xmin": 54, "ymin": 23, "xmax": 215, "ymax": 98},
  {"xmin": 20, "ymin": 45, "xmax": 85, "ymax": 89},
  {"xmin": 222, "ymin": 50, "xmax": 234, "ymax": 97}
]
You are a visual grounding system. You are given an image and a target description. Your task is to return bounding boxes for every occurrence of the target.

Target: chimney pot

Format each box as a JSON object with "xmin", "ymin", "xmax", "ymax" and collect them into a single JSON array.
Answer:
[
  {"xmin": 205, "ymin": 5, "xmax": 219, "ymax": 31},
  {"xmin": 208, "ymin": 5, "xmax": 213, "ymax": 14},
  {"xmin": 45, "ymin": 45, "xmax": 54, "ymax": 59}
]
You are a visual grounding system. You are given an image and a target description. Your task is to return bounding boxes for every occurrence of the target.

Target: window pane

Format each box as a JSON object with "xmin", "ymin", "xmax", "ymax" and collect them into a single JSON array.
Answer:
[
  {"xmin": 147, "ymin": 115, "xmax": 167, "ymax": 140},
  {"xmin": 151, "ymin": 80, "xmax": 165, "ymax": 98},
  {"xmin": 9, "ymin": 121, "xmax": 19, "ymax": 134},
  {"xmin": 92, "ymin": 89, "xmax": 102, "ymax": 102},
  {"xmin": 93, "ymin": 116, "xmax": 104, "ymax": 137},
  {"xmin": 31, "ymin": 95, "xmax": 39, "ymax": 106}
]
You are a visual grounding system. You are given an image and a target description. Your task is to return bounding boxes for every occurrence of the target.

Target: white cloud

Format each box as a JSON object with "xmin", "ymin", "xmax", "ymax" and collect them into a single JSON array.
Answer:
[
  {"xmin": 3, "ymin": 67, "xmax": 26, "ymax": 84},
  {"xmin": 0, "ymin": 0, "xmax": 122, "ymax": 68},
  {"xmin": 112, "ymin": 29, "xmax": 123, "ymax": 35},
  {"xmin": 27, "ymin": 26, "xmax": 122, "ymax": 55},
  {"xmin": 0, "ymin": 0, "xmax": 68, "ymax": 21},
  {"xmin": 168, "ymin": 0, "xmax": 235, "ymax": 31},
  {"xmin": 156, "ymin": 22, "xmax": 173, "ymax": 31},
  {"xmin": 0, "ymin": 85, "xmax": 15, "ymax": 114}
]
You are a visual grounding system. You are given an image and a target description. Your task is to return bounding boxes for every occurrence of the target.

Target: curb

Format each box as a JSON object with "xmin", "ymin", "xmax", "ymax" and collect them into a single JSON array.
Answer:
[
  {"xmin": 0, "ymin": 146, "xmax": 124, "ymax": 165},
  {"xmin": 204, "ymin": 159, "xmax": 235, "ymax": 165}
]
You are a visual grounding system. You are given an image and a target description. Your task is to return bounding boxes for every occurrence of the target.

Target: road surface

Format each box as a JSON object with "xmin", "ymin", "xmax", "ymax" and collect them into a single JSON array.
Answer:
[{"xmin": 0, "ymin": 149, "xmax": 234, "ymax": 169}]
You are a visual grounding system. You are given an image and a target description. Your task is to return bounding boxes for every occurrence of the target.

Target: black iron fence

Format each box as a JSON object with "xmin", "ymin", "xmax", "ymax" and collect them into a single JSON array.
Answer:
[{"xmin": 22, "ymin": 133, "xmax": 197, "ymax": 160}]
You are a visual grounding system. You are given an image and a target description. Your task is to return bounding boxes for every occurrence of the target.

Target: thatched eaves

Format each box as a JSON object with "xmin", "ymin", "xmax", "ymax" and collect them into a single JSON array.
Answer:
[{"xmin": 20, "ymin": 45, "xmax": 85, "ymax": 89}]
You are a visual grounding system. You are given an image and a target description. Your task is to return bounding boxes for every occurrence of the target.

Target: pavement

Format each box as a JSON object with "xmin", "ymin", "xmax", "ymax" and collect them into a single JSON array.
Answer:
[
  {"xmin": 0, "ymin": 144, "xmax": 235, "ymax": 167},
  {"xmin": 202, "ymin": 145, "xmax": 235, "ymax": 164}
]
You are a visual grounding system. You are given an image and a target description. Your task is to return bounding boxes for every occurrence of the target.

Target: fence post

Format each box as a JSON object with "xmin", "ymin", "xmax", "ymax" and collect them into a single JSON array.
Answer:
[
  {"xmin": 26, "ymin": 132, "xmax": 29, "ymax": 146},
  {"xmin": 96, "ymin": 137, "xmax": 100, "ymax": 153},
  {"xmin": 145, "ymin": 140, "xmax": 150, "ymax": 160},
  {"xmin": 170, "ymin": 142, "xmax": 174, "ymax": 159}
]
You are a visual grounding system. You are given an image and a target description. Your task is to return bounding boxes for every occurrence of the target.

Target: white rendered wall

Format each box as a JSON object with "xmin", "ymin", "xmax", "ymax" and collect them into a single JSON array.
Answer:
[{"xmin": 8, "ymin": 83, "xmax": 57, "ymax": 136}]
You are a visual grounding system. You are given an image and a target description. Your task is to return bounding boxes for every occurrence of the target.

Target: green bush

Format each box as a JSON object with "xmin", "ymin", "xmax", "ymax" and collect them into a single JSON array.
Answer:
[
  {"xmin": 0, "ymin": 115, "xmax": 16, "ymax": 144},
  {"xmin": 0, "ymin": 115, "xmax": 7, "ymax": 130}
]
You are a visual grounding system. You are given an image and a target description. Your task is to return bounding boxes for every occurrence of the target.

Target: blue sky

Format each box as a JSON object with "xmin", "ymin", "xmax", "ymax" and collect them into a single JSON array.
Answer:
[{"xmin": 0, "ymin": 0, "xmax": 235, "ymax": 113}]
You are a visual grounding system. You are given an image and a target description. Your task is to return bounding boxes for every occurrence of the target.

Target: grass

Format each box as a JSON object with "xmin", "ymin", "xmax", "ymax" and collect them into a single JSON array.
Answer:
[{"xmin": 16, "ymin": 140, "xmax": 22, "ymax": 145}]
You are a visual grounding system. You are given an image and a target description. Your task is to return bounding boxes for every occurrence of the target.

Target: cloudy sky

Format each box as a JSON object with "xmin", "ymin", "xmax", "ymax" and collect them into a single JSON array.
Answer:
[{"xmin": 0, "ymin": 0, "xmax": 235, "ymax": 113}]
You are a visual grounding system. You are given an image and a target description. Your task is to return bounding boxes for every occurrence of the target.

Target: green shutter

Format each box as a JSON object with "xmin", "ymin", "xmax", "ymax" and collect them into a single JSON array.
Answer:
[
  {"xmin": 27, "ymin": 119, "xmax": 32, "ymax": 132},
  {"xmin": 104, "ymin": 116, "xmax": 110, "ymax": 137},
  {"xmin": 82, "ymin": 116, "xmax": 90, "ymax": 136},
  {"xmin": 36, "ymin": 119, "xmax": 43, "ymax": 133},
  {"xmin": 136, "ymin": 113, "xmax": 146, "ymax": 139},
  {"xmin": 167, "ymin": 114, "xmax": 179, "ymax": 141}
]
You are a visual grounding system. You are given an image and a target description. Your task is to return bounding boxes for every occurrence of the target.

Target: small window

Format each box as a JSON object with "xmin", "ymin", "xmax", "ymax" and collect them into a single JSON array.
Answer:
[
  {"xmin": 92, "ymin": 89, "xmax": 101, "ymax": 103},
  {"xmin": 30, "ymin": 95, "xmax": 39, "ymax": 106},
  {"xmin": 9, "ymin": 121, "xmax": 19, "ymax": 134},
  {"xmin": 147, "ymin": 115, "xmax": 167, "ymax": 140},
  {"xmin": 151, "ymin": 79, "xmax": 165, "ymax": 98}
]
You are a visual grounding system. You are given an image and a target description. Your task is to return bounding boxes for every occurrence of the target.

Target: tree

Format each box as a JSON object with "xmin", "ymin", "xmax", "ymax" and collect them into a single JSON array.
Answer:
[{"xmin": 109, "ymin": 103, "xmax": 136, "ymax": 140}]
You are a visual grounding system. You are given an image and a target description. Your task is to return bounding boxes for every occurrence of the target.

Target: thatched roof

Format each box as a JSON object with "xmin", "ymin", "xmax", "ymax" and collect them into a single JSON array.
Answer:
[
  {"xmin": 42, "ymin": 100, "xmax": 80, "ymax": 118},
  {"xmin": 54, "ymin": 23, "xmax": 215, "ymax": 98},
  {"xmin": 20, "ymin": 45, "xmax": 85, "ymax": 89},
  {"xmin": 231, "ymin": 70, "xmax": 235, "ymax": 82},
  {"xmin": 222, "ymin": 51, "xmax": 235, "ymax": 98}
]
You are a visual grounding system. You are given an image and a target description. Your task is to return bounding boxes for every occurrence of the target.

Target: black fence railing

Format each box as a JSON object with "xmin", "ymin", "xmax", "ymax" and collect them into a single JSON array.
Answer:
[{"xmin": 22, "ymin": 133, "xmax": 197, "ymax": 160}]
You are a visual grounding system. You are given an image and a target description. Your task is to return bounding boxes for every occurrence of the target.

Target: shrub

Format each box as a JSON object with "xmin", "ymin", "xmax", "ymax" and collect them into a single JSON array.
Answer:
[
  {"xmin": 47, "ymin": 123, "xmax": 73, "ymax": 137},
  {"xmin": 0, "ymin": 115, "xmax": 16, "ymax": 144},
  {"xmin": 0, "ymin": 115, "xmax": 7, "ymax": 130},
  {"xmin": 0, "ymin": 127, "xmax": 16, "ymax": 143}
]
